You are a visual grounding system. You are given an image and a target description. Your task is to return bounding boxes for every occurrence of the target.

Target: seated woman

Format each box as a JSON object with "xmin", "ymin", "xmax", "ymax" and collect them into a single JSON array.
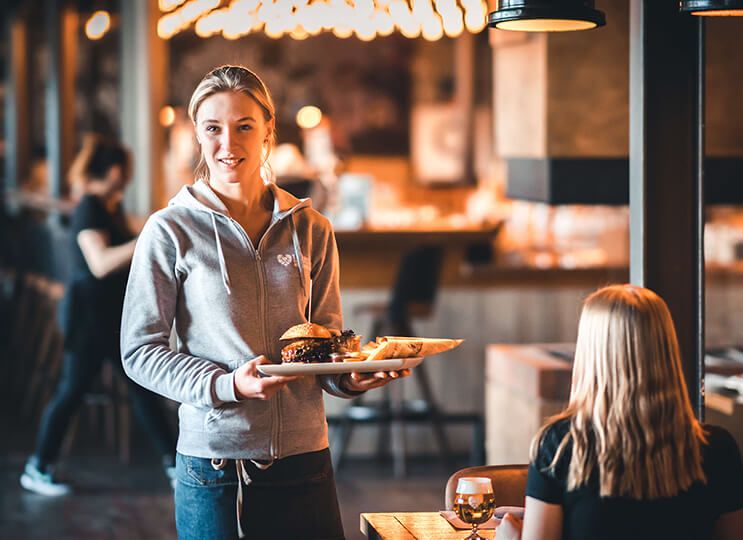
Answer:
[{"xmin": 497, "ymin": 284, "xmax": 743, "ymax": 540}]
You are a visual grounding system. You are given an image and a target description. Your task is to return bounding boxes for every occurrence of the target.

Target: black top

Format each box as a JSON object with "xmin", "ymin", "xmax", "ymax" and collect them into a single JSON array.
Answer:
[
  {"xmin": 527, "ymin": 420, "xmax": 743, "ymax": 540},
  {"xmin": 61, "ymin": 194, "xmax": 134, "ymax": 352}
]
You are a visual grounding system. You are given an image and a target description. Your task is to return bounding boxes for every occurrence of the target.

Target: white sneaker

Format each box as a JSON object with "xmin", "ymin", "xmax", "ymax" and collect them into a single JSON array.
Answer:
[
  {"xmin": 20, "ymin": 462, "xmax": 71, "ymax": 496},
  {"xmin": 165, "ymin": 465, "xmax": 177, "ymax": 491}
]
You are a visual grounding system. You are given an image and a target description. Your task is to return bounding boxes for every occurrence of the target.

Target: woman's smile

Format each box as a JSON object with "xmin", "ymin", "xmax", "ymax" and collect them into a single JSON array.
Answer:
[{"xmin": 217, "ymin": 157, "xmax": 244, "ymax": 169}]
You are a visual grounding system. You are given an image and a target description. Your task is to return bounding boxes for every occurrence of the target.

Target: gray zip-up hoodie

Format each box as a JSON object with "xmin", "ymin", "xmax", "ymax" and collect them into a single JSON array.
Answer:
[{"xmin": 121, "ymin": 180, "xmax": 356, "ymax": 460}]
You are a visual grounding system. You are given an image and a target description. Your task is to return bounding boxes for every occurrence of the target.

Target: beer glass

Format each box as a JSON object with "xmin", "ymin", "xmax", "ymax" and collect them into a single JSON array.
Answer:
[{"xmin": 453, "ymin": 477, "xmax": 495, "ymax": 539}]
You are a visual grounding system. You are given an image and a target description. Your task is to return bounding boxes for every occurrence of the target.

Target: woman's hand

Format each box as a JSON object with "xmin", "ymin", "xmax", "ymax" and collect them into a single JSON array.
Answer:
[
  {"xmin": 496, "ymin": 513, "xmax": 523, "ymax": 540},
  {"xmin": 233, "ymin": 356, "xmax": 300, "ymax": 400},
  {"xmin": 339, "ymin": 369, "xmax": 412, "ymax": 393}
]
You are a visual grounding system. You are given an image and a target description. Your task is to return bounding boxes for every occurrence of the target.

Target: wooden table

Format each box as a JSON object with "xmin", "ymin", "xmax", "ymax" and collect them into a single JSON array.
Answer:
[{"xmin": 361, "ymin": 512, "xmax": 495, "ymax": 539}]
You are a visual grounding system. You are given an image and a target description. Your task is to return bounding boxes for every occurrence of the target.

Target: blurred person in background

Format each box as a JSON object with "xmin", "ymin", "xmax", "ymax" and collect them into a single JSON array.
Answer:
[
  {"xmin": 497, "ymin": 284, "xmax": 743, "ymax": 540},
  {"xmin": 20, "ymin": 134, "xmax": 177, "ymax": 496},
  {"xmin": 120, "ymin": 65, "xmax": 409, "ymax": 540}
]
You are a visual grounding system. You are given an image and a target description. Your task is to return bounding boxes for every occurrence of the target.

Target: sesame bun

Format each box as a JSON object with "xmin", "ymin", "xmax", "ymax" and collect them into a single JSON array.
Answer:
[{"xmin": 279, "ymin": 323, "xmax": 332, "ymax": 341}]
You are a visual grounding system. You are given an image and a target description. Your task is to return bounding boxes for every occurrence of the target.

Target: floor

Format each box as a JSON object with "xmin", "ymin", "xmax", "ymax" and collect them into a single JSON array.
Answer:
[{"xmin": 1, "ymin": 414, "xmax": 466, "ymax": 540}]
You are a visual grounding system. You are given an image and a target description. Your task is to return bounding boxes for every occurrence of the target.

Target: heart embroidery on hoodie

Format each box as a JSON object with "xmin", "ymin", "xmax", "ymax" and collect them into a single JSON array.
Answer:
[{"xmin": 277, "ymin": 254, "xmax": 294, "ymax": 267}]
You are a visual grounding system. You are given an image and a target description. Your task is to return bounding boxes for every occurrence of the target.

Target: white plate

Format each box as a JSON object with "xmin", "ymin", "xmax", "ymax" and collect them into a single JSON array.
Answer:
[{"xmin": 257, "ymin": 357, "xmax": 424, "ymax": 376}]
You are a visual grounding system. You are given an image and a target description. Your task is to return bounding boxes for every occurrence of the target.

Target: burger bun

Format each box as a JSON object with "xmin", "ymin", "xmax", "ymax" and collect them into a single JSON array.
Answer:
[{"xmin": 279, "ymin": 322, "xmax": 332, "ymax": 341}]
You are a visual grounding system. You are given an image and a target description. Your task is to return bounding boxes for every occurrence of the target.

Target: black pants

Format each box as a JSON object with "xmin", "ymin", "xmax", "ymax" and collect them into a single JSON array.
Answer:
[{"xmin": 33, "ymin": 344, "xmax": 176, "ymax": 467}]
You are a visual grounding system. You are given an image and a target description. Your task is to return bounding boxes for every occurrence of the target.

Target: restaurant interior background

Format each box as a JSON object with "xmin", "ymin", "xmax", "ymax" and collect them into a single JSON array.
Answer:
[{"xmin": 2, "ymin": 1, "xmax": 743, "ymax": 536}]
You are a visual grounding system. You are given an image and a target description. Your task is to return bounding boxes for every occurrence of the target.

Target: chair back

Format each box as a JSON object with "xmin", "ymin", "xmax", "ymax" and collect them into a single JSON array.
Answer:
[
  {"xmin": 445, "ymin": 464, "xmax": 528, "ymax": 510},
  {"xmin": 387, "ymin": 245, "xmax": 443, "ymax": 330}
]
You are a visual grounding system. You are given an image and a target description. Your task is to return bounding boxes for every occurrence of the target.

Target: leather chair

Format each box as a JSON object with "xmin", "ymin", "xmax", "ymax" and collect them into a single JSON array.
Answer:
[{"xmin": 445, "ymin": 464, "xmax": 529, "ymax": 510}]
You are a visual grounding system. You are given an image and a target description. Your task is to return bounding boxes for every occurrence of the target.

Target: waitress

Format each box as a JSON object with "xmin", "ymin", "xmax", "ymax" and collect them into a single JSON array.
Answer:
[{"xmin": 121, "ymin": 65, "xmax": 410, "ymax": 539}]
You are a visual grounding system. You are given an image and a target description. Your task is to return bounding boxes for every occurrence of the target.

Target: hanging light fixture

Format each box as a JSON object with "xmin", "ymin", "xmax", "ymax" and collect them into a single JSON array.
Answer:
[
  {"xmin": 488, "ymin": 1, "xmax": 606, "ymax": 32},
  {"xmin": 679, "ymin": 0, "xmax": 743, "ymax": 16}
]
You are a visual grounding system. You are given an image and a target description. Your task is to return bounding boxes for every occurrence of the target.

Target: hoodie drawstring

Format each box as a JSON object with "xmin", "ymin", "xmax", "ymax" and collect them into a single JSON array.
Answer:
[
  {"xmin": 235, "ymin": 460, "xmax": 250, "ymax": 538},
  {"xmin": 210, "ymin": 458, "xmax": 273, "ymax": 538},
  {"xmin": 210, "ymin": 213, "xmax": 232, "ymax": 295},
  {"xmin": 289, "ymin": 214, "xmax": 308, "ymax": 301}
]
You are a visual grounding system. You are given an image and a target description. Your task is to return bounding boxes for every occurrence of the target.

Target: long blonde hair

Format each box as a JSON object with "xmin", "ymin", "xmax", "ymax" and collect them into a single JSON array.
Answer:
[
  {"xmin": 187, "ymin": 65, "xmax": 276, "ymax": 182},
  {"xmin": 530, "ymin": 284, "xmax": 707, "ymax": 499}
]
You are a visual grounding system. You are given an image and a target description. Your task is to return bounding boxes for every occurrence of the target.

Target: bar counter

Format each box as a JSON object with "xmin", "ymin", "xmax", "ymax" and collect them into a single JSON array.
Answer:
[{"xmin": 331, "ymin": 232, "xmax": 743, "ymax": 458}]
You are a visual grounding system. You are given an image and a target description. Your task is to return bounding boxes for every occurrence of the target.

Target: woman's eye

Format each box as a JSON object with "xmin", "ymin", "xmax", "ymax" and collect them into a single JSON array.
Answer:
[
  {"xmin": 239, "ymin": 125, "xmax": 252, "ymax": 132},
  {"xmin": 205, "ymin": 125, "xmax": 219, "ymax": 133}
]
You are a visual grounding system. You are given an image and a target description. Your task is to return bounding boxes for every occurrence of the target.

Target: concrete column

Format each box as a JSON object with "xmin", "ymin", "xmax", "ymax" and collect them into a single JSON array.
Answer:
[
  {"xmin": 120, "ymin": 0, "xmax": 168, "ymax": 216},
  {"xmin": 3, "ymin": 10, "xmax": 30, "ymax": 197},
  {"xmin": 45, "ymin": 0, "xmax": 77, "ymax": 203}
]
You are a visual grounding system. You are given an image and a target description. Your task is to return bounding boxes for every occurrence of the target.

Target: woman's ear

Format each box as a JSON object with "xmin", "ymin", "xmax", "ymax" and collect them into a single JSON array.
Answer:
[{"xmin": 266, "ymin": 118, "xmax": 275, "ymax": 143}]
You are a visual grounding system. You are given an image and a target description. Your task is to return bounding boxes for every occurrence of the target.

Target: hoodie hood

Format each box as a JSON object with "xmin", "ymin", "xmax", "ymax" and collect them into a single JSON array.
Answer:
[
  {"xmin": 168, "ymin": 180, "xmax": 312, "ymax": 296},
  {"xmin": 168, "ymin": 180, "xmax": 310, "ymax": 219}
]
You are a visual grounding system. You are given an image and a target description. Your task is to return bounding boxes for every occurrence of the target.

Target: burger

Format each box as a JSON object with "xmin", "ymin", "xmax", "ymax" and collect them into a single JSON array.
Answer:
[{"xmin": 279, "ymin": 323, "xmax": 360, "ymax": 363}]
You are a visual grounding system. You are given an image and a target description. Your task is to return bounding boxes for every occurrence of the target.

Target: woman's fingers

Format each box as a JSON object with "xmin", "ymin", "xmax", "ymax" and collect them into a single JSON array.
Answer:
[
  {"xmin": 233, "ymin": 357, "xmax": 300, "ymax": 399},
  {"xmin": 496, "ymin": 513, "xmax": 523, "ymax": 540},
  {"xmin": 261, "ymin": 374, "xmax": 299, "ymax": 388}
]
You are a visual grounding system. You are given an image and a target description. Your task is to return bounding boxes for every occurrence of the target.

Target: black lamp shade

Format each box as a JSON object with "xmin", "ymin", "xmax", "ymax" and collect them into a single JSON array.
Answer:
[
  {"xmin": 488, "ymin": 0, "xmax": 606, "ymax": 32},
  {"xmin": 680, "ymin": 0, "xmax": 743, "ymax": 15}
]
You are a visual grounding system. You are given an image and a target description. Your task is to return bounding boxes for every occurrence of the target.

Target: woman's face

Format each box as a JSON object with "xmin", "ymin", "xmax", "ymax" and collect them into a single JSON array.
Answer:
[{"xmin": 195, "ymin": 91, "xmax": 273, "ymax": 187}]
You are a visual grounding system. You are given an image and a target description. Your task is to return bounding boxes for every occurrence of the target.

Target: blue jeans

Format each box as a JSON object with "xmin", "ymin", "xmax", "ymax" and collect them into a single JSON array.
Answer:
[{"xmin": 174, "ymin": 449, "xmax": 345, "ymax": 540}]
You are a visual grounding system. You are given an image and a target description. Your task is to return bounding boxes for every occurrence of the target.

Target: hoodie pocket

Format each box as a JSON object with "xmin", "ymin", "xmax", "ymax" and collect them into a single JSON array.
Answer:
[{"xmin": 203, "ymin": 401, "xmax": 269, "ymax": 434}]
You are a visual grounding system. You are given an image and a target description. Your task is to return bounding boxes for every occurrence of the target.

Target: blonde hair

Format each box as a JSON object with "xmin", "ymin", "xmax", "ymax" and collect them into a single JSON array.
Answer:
[
  {"xmin": 188, "ymin": 65, "xmax": 276, "ymax": 183},
  {"xmin": 530, "ymin": 284, "xmax": 707, "ymax": 499}
]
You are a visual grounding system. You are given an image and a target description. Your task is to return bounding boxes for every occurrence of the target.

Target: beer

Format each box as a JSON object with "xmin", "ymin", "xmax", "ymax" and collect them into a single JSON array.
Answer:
[
  {"xmin": 453, "ymin": 491, "xmax": 496, "ymax": 525},
  {"xmin": 453, "ymin": 477, "xmax": 495, "ymax": 539}
]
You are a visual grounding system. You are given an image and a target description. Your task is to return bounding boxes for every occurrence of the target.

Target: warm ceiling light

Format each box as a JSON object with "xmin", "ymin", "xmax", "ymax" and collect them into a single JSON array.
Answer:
[
  {"xmin": 680, "ymin": 0, "xmax": 743, "ymax": 15},
  {"xmin": 85, "ymin": 11, "xmax": 111, "ymax": 40},
  {"xmin": 488, "ymin": 0, "xmax": 606, "ymax": 32},
  {"xmin": 159, "ymin": 106, "xmax": 176, "ymax": 127},
  {"xmin": 296, "ymin": 106, "xmax": 323, "ymax": 129}
]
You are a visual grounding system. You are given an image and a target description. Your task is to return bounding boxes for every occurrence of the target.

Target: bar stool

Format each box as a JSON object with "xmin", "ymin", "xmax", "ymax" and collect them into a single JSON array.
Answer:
[{"xmin": 330, "ymin": 246, "xmax": 457, "ymax": 477}]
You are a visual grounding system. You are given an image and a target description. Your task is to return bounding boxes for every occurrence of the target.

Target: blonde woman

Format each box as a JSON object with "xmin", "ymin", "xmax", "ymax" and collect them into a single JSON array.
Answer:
[
  {"xmin": 120, "ymin": 65, "xmax": 410, "ymax": 540},
  {"xmin": 497, "ymin": 285, "xmax": 743, "ymax": 540}
]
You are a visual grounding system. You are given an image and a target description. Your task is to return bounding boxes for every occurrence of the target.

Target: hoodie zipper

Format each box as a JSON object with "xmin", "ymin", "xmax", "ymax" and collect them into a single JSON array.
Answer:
[
  {"xmin": 254, "ymin": 249, "xmax": 280, "ymax": 459},
  {"xmin": 219, "ymin": 205, "xmax": 308, "ymax": 461},
  {"xmin": 222, "ymin": 215, "xmax": 281, "ymax": 460},
  {"xmin": 258, "ymin": 216, "xmax": 283, "ymax": 460}
]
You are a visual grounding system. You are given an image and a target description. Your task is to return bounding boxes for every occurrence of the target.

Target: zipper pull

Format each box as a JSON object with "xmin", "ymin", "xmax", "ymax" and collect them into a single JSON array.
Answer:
[{"xmin": 255, "ymin": 251, "xmax": 261, "ymax": 261}]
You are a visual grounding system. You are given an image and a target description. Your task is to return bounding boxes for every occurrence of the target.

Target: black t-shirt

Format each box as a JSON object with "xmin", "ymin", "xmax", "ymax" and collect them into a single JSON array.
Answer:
[
  {"xmin": 527, "ymin": 420, "xmax": 743, "ymax": 540},
  {"xmin": 61, "ymin": 194, "xmax": 134, "ymax": 351}
]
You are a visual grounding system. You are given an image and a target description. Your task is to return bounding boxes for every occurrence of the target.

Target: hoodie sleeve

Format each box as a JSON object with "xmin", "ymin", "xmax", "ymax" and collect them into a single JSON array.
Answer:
[
  {"xmin": 120, "ymin": 215, "xmax": 239, "ymax": 409},
  {"xmin": 307, "ymin": 216, "xmax": 364, "ymax": 399}
]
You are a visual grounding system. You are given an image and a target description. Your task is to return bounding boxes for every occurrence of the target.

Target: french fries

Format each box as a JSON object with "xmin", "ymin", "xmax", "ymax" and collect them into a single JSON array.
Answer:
[{"xmin": 353, "ymin": 336, "xmax": 464, "ymax": 361}]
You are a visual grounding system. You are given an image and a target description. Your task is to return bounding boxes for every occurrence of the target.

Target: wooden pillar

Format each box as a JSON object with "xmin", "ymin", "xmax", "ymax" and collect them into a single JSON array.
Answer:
[
  {"xmin": 629, "ymin": 0, "xmax": 704, "ymax": 416},
  {"xmin": 120, "ymin": 0, "xmax": 168, "ymax": 216},
  {"xmin": 45, "ymin": 0, "xmax": 77, "ymax": 204},
  {"xmin": 4, "ymin": 9, "xmax": 30, "ymax": 197},
  {"xmin": 454, "ymin": 32, "xmax": 476, "ymax": 184}
]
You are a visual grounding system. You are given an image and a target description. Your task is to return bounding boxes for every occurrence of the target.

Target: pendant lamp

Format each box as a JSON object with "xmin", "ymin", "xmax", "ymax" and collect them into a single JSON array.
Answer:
[
  {"xmin": 488, "ymin": 0, "xmax": 606, "ymax": 32},
  {"xmin": 680, "ymin": 0, "xmax": 743, "ymax": 16}
]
